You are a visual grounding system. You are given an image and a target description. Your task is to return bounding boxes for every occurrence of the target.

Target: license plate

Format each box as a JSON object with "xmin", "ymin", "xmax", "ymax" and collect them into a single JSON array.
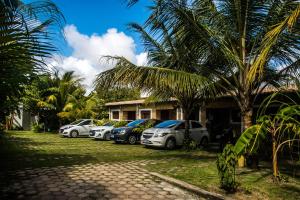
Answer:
[{"xmin": 143, "ymin": 139, "xmax": 148, "ymax": 144}]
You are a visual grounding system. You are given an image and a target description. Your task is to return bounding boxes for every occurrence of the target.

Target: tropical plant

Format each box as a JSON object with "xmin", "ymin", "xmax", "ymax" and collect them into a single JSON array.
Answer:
[
  {"xmin": 22, "ymin": 70, "xmax": 84, "ymax": 129},
  {"xmin": 216, "ymin": 144, "xmax": 238, "ymax": 192},
  {"xmin": 57, "ymin": 88, "xmax": 99, "ymax": 121},
  {"xmin": 95, "ymin": 21, "xmax": 217, "ymax": 148},
  {"xmin": 0, "ymin": 0, "xmax": 64, "ymax": 125},
  {"xmin": 125, "ymin": 0, "xmax": 300, "ymax": 132},
  {"xmin": 132, "ymin": 119, "xmax": 157, "ymax": 135},
  {"xmin": 113, "ymin": 121, "xmax": 129, "ymax": 128},
  {"xmin": 234, "ymin": 91, "xmax": 300, "ymax": 180}
]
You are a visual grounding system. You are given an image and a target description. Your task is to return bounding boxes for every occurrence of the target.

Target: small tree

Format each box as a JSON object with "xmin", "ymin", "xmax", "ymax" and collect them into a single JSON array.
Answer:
[
  {"xmin": 234, "ymin": 92, "xmax": 300, "ymax": 181},
  {"xmin": 216, "ymin": 144, "xmax": 238, "ymax": 192}
]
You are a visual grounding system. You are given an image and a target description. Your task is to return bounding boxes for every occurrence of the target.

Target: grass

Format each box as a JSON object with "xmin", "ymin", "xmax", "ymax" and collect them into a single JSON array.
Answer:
[{"xmin": 1, "ymin": 131, "xmax": 300, "ymax": 200}]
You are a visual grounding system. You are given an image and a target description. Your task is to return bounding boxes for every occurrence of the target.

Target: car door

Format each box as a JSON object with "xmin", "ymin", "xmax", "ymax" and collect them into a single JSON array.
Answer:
[
  {"xmin": 80, "ymin": 120, "xmax": 92, "ymax": 135},
  {"xmin": 174, "ymin": 122, "xmax": 185, "ymax": 145},
  {"xmin": 190, "ymin": 121, "xmax": 203, "ymax": 143}
]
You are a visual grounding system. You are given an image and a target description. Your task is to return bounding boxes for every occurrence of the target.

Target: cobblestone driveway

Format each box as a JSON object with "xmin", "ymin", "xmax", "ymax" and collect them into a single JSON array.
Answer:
[{"xmin": 0, "ymin": 160, "xmax": 200, "ymax": 200}]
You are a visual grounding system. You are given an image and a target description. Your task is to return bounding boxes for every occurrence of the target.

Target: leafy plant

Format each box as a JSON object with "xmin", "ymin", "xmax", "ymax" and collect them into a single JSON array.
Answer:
[
  {"xmin": 216, "ymin": 144, "xmax": 238, "ymax": 192},
  {"xmin": 132, "ymin": 119, "xmax": 157, "ymax": 135},
  {"xmin": 31, "ymin": 123, "xmax": 44, "ymax": 133},
  {"xmin": 113, "ymin": 121, "xmax": 129, "ymax": 128},
  {"xmin": 234, "ymin": 91, "xmax": 300, "ymax": 180}
]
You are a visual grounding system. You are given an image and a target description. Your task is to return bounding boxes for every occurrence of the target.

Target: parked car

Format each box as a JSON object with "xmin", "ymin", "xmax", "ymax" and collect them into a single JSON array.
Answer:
[
  {"xmin": 59, "ymin": 119, "xmax": 95, "ymax": 138},
  {"xmin": 141, "ymin": 120, "xmax": 209, "ymax": 149},
  {"xmin": 110, "ymin": 119, "xmax": 159, "ymax": 144},
  {"xmin": 89, "ymin": 122, "xmax": 114, "ymax": 140}
]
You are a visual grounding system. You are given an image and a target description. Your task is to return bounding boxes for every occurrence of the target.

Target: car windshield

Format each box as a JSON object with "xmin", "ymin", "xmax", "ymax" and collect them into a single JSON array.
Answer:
[
  {"xmin": 126, "ymin": 119, "xmax": 146, "ymax": 127},
  {"xmin": 155, "ymin": 120, "xmax": 181, "ymax": 128},
  {"xmin": 70, "ymin": 119, "xmax": 84, "ymax": 125}
]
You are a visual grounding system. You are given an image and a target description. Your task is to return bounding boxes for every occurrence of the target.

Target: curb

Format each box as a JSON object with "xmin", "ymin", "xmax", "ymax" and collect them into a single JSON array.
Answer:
[{"xmin": 150, "ymin": 172, "xmax": 225, "ymax": 200}]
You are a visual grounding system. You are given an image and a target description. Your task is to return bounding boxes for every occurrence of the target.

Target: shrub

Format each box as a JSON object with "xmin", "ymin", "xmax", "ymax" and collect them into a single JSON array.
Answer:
[
  {"xmin": 216, "ymin": 144, "xmax": 238, "ymax": 192},
  {"xmin": 31, "ymin": 123, "xmax": 44, "ymax": 133},
  {"xmin": 113, "ymin": 121, "xmax": 129, "ymax": 128},
  {"xmin": 133, "ymin": 119, "xmax": 157, "ymax": 135},
  {"xmin": 95, "ymin": 119, "xmax": 110, "ymax": 126}
]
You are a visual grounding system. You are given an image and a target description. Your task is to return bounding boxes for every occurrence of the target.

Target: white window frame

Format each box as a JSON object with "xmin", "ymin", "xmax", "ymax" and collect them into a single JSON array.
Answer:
[
  {"xmin": 110, "ymin": 109, "xmax": 121, "ymax": 121},
  {"xmin": 139, "ymin": 109, "xmax": 152, "ymax": 119}
]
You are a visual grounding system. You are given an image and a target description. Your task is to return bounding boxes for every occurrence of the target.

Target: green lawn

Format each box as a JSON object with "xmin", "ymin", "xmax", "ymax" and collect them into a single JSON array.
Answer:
[{"xmin": 1, "ymin": 131, "xmax": 299, "ymax": 200}]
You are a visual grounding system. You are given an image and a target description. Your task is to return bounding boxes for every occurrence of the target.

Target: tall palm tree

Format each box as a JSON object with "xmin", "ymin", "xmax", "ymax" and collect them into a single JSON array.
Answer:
[
  {"xmin": 0, "ymin": 0, "xmax": 64, "ymax": 124},
  {"xmin": 96, "ymin": 21, "xmax": 217, "ymax": 147},
  {"xmin": 38, "ymin": 70, "xmax": 83, "ymax": 125},
  {"xmin": 121, "ymin": 0, "xmax": 300, "ymax": 131},
  {"xmin": 166, "ymin": 0, "xmax": 300, "ymax": 131}
]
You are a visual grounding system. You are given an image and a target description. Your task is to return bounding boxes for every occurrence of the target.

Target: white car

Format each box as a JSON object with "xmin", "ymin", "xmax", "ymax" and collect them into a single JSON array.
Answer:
[
  {"xmin": 89, "ymin": 122, "xmax": 114, "ymax": 140},
  {"xmin": 141, "ymin": 120, "xmax": 209, "ymax": 149},
  {"xmin": 59, "ymin": 119, "xmax": 95, "ymax": 138}
]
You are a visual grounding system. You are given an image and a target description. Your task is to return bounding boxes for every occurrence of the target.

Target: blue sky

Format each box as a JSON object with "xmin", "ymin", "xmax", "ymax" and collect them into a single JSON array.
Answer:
[
  {"xmin": 25, "ymin": 0, "xmax": 152, "ymax": 90},
  {"xmin": 50, "ymin": 0, "xmax": 151, "ymax": 55}
]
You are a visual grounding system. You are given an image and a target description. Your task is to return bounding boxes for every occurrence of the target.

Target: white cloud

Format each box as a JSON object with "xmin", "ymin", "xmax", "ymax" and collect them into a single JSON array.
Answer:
[{"xmin": 49, "ymin": 24, "xmax": 148, "ymax": 93}]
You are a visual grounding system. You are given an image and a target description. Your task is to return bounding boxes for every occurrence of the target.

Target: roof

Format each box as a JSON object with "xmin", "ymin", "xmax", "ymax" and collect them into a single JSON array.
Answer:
[
  {"xmin": 105, "ymin": 85, "xmax": 298, "ymax": 106},
  {"xmin": 105, "ymin": 97, "xmax": 178, "ymax": 106},
  {"xmin": 105, "ymin": 99, "xmax": 146, "ymax": 106}
]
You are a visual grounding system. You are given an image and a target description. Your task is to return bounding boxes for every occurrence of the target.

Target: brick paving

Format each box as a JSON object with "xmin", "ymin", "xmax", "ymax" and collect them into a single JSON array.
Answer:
[{"xmin": 0, "ymin": 160, "xmax": 200, "ymax": 200}]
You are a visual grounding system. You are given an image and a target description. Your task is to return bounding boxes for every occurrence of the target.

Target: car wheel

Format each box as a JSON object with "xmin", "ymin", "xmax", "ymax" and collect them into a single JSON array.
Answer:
[
  {"xmin": 128, "ymin": 135, "xmax": 136, "ymax": 145},
  {"xmin": 165, "ymin": 138, "xmax": 176, "ymax": 150},
  {"xmin": 70, "ymin": 130, "xmax": 79, "ymax": 138},
  {"xmin": 104, "ymin": 132, "xmax": 110, "ymax": 141},
  {"xmin": 200, "ymin": 137, "xmax": 209, "ymax": 147}
]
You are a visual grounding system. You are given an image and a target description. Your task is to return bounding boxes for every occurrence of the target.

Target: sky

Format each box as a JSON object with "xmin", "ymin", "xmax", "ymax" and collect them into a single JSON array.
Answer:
[{"xmin": 26, "ymin": 0, "xmax": 152, "ymax": 91}]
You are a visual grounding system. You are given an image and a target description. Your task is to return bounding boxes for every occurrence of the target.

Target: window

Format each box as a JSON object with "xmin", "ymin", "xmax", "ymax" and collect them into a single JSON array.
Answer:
[
  {"xmin": 176, "ymin": 122, "xmax": 186, "ymax": 130},
  {"xmin": 191, "ymin": 121, "xmax": 202, "ymax": 128},
  {"xmin": 140, "ymin": 110, "xmax": 151, "ymax": 119},
  {"xmin": 112, "ymin": 111, "xmax": 120, "ymax": 120},
  {"xmin": 80, "ymin": 120, "xmax": 91, "ymax": 126}
]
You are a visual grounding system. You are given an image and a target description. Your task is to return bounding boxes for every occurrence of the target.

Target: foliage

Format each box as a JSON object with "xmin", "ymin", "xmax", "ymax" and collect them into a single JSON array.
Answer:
[
  {"xmin": 31, "ymin": 123, "xmax": 44, "ymax": 133},
  {"xmin": 111, "ymin": 0, "xmax": 300, "ymax": 132},
  {"xmin": 132, "ymin": 119, "xmax": 157, "ymax": 135},
  {"xmin": 234, "ymin": 91, "xmax": 300, "ymax": 179},
  {"xmin": 216, "ymin": 144, "xmax": 238, "ymax": 192},
  {"xmin": 0, "ymin": 0, "xmax": 64, "ymax": 124},
  {"xmin": 112, "ymin": 121, "xmax": 129, "ymax": 128},
  {"xmin": 23, "ymin": 71, "xmax": 83, "ymax": 129},
  {"xmin": 95, "ymin": 119, "xmax": 110, "ymax": 126}
]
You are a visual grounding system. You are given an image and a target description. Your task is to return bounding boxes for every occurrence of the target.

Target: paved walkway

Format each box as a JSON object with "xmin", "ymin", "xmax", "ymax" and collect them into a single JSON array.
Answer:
[{"xmin": 0, "ymin": 160, "xmax": 200, "ymax": 200}]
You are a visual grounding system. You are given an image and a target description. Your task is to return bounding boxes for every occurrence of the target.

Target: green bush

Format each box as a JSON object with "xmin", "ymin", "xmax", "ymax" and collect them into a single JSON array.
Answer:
[
  {"xmin": 95, "ymin": 119, "xmax": 110, "ymax": 126},
  {"xmin": 113, "ymin": 121, "xmax": 129, "ymax": 128},
  {"xmin": 216, "ymin": 144, "xmax": 238, "ymax": 192},
  {"xmin": 133, "ymin": 119, "xmax": 157, "ymax": 135},
  {"xmin": 31, "ymin": 123, "xmax": 44, "ymax": 133}
]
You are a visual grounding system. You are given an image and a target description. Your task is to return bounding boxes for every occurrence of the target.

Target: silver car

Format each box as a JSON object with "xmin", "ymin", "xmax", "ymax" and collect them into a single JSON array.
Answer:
[
  {"xmin": 141, "ymin": 120, "xmax": 209, "ymax": 149},
  {"xmin": 59, "ymin": 119, "xmax": 95, "ymax": 138},
  {"xmin": 89, "ymin": 122, "xmax": 114, "ymax": 140}
]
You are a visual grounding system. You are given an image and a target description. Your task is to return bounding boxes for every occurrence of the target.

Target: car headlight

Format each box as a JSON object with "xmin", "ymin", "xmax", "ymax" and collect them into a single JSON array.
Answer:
[
  {"xmin": 119, "ymin": 130, "xmax": 126, "ymax": 134},
  {"xmin": 154, "ymin": 132, "xmax": 168, "ymax": 137}
]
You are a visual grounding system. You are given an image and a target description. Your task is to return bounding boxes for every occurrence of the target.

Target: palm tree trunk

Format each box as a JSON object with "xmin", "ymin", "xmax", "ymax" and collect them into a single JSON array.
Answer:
[
  {"xmin": 241, "ymin": 108, "xmax": 253, "ymax": 132},
  {"xmin": 182, "ymin": 107, "xmax": 191, "ymax": 149},
  {"xmin": 272, "ymin": 133, "xmax": 279, "ymax": 179}
]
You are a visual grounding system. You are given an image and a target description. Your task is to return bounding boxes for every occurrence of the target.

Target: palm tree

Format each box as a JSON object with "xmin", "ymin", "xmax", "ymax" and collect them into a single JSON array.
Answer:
[
  {"xmin": 38, "ymin": 70, "xmax": 84, "ymax": 125},
  {"xmin": 96, "ymin": 21, "xmax": 217, "ymax": 147},
  {"xmin": 126, "ymin": 0, "xmax": 300, "ymax": 131},
  {"xmin": 0, "ymin": 0, "xmax": 64, "ymax": 124}
]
